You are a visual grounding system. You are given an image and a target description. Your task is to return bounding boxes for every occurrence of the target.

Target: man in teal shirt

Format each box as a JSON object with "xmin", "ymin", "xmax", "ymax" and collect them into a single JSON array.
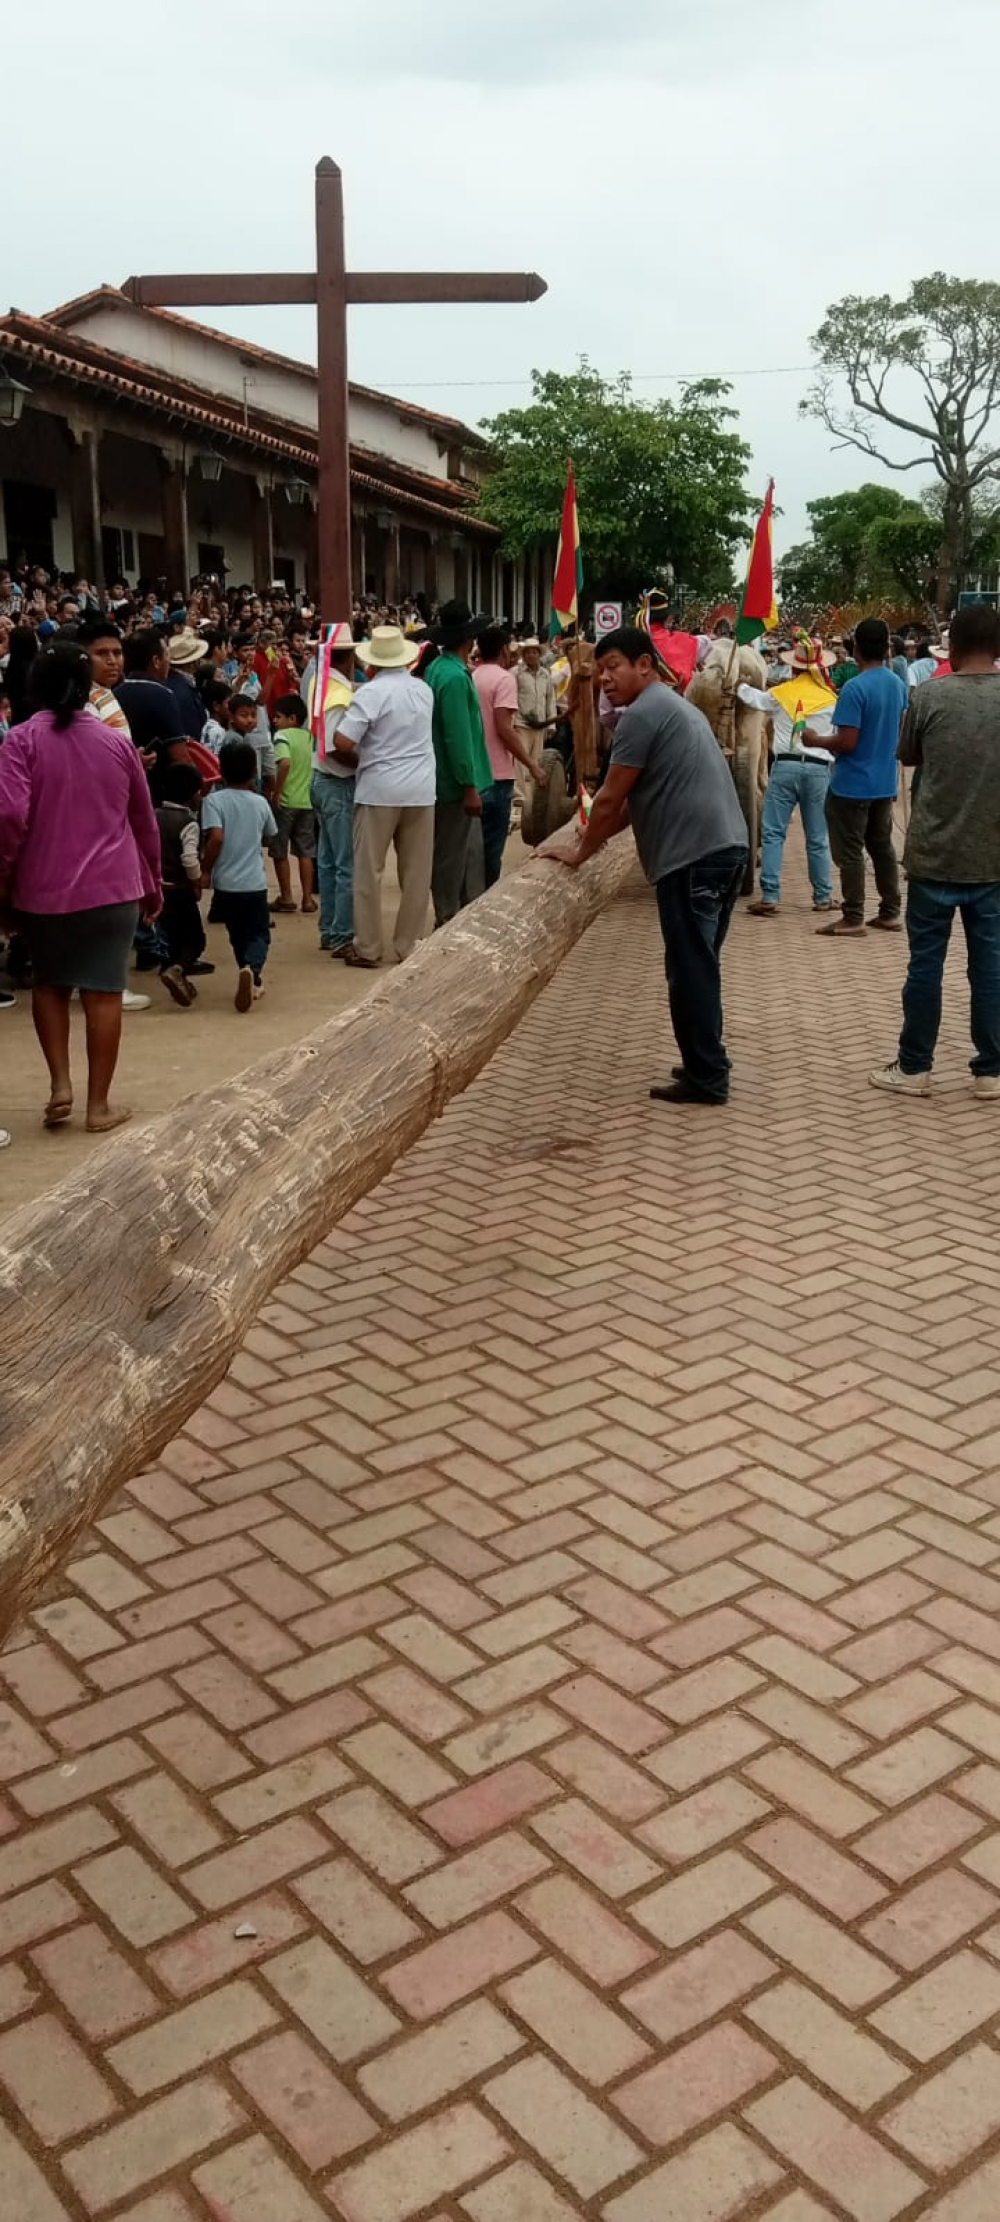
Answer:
[{"xmin": 425, "ymin": 598, "xmax": 493, "ymax": 924}]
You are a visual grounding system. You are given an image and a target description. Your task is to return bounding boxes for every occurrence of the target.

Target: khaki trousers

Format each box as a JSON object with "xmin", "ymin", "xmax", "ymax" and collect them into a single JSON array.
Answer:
[{"xmin": 352, "ymin": 802, "xmax": 434, "ymax": 965}]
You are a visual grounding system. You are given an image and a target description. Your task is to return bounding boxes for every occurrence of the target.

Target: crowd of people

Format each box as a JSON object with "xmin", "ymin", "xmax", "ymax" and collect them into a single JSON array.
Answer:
[
  {"xmin": 541, "ymin": 605, "xmax": 1000, "ymax": 1109},
  {"xmin": 0, "ymin": 564, "xmax": 559, "ymax": 1150},
  {"xmin": 0, "ymin": 546, "xmax": 992, "ymax": 1149}
]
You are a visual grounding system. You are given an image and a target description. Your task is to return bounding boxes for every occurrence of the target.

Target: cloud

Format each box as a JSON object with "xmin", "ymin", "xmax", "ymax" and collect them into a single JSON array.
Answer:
[{"xmin": 4, "ymin": 0, "xmax": 1000, "ymax": 552}]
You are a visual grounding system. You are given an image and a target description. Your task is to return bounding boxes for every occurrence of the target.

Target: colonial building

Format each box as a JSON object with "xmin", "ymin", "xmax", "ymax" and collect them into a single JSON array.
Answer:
[{"xmin": 0, "ymin": 288, "xmax": 548, "ymax": 620}]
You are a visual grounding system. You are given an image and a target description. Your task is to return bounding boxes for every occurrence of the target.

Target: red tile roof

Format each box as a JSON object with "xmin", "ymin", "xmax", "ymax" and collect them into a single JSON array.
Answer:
[
  {"xmin": 0, "ymin": 309, "xmax": 497, "ymax": 538},
  {"xmin": 45, "ymin": 286, "xmax": 488, "ymax": 447}
]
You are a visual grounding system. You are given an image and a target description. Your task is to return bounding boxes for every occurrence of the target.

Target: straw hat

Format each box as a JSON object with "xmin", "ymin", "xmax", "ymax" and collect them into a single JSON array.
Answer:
[
  {"xmin": 167, "ymin": 629, "xmax": 208, "ymax": 669},
  {"xmin": 357, "ymin": 624, "xmax": 420, "ymax": 670},
  {"xmin": 317, "ymin": 620, "xmax": 356, "ymax": 652},
  {"xmin": 781, "ymin": 631, "xmax": 834, "ymax": 675}
]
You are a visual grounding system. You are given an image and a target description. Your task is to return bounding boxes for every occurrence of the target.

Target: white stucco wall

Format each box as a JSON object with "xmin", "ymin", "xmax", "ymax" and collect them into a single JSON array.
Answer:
[{"xmin": 63, "ymin": 302, "xmax": 459, "ymax": 478}]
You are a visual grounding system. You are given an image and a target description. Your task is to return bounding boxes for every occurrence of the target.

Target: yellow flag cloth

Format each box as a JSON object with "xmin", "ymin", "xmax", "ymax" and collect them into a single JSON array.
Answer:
[{"xmin": 769, "ymin": 674, "xmax": 837, "ymax": 721}]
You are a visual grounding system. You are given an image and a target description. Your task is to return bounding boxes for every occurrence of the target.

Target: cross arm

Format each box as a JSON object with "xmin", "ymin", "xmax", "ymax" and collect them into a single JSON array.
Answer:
[{"xmin": 122, "ymin": 271, "xmax": 546, "ymax": 310}]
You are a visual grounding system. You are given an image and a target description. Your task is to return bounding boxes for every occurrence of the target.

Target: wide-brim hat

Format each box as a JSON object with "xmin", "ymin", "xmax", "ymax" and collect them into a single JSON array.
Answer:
[
  {"xmin": 314, "ymin": 621, "xmax": 356, "ymax": 653},
  {"xmin": 781, "ymin": 633, "xmax": 833, "ymax": 675},
  {"xmin": 357, "ymin": 624, "xmax": 420, "ymax": 670},
  {"xmin": 436, "ymin": 597, "xmax": 488, "ymax": 646},
  {"xmin": 518, "ymin": 635, "xmax": 541, "ymax": 650},
  {"xmin": 167, "ymin": 630, "xmax": 207, "ymax": 669}
]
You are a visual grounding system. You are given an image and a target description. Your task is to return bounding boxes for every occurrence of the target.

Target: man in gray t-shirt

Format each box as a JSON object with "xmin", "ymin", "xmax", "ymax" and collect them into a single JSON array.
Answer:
[
  {"xmin": 871, "ymin": 603, "xmax": 1000, "ymax": 1100},
  {"xmin": 538, "ymin": 627, "xmax": 748, "ymax": 1104}
]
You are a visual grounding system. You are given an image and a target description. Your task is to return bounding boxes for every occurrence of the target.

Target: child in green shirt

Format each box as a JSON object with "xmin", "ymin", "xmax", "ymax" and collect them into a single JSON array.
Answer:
[{"xmin": 271, "ymin": 693, "xmax": 317, "ymax": 914}]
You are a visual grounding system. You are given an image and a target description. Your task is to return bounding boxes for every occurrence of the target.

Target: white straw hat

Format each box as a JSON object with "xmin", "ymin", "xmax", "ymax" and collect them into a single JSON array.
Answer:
[{"xmin": 357, "ymin": 625, "xmax": 420, "ymax": 670}]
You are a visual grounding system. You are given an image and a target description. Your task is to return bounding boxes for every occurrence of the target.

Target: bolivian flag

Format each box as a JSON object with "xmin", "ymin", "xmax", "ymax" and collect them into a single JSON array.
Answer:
[
  {"xmin": 736, "ymin": 479, "xmax": 780, "ymax": 644},
  {"xmin": 549, "ymin": 461, "xmax": 583, "ymax": 638}
]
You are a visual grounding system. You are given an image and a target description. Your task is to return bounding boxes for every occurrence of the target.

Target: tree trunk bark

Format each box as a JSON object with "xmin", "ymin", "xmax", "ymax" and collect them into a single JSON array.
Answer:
[
  {"xmin": 0, "ymin": 840, "xmax": 638, "ymax": 1638},
  {"xmin": 938, "ymin": 482, "xmax": 971, "ymax": 618}
]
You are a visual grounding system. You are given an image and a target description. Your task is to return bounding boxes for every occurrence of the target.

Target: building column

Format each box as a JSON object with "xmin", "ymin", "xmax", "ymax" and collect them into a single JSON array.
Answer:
[
  {"xmin": 68, "ymin": 422, "xmax": 103, "ymax": 591},
  {"xmin": 160, "ymin": 454, "xmax": 189, "ymax": 594},
  {"xmin": 352, "ymin": 511, "xmax": 366, "ymax": 600},
  {"xmin": 425, "ymin": 532, "xmax": 438, "ymax": 609},
  {"xmin": 304, "ymin": 498, "xmax": 320, "ymax": 605},
  {"xmin": 385, "ymin": 519, "xmax": 401, "ymax": 605},
  {"xmin": 251, "ymin": 477, "xmax": 274, "ymax": 590}
]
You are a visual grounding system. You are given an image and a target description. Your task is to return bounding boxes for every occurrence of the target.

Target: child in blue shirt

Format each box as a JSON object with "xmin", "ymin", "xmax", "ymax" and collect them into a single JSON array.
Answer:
[{"xmin": 201, "ymin": 740, "xmax": 278, "ymax": 1010}]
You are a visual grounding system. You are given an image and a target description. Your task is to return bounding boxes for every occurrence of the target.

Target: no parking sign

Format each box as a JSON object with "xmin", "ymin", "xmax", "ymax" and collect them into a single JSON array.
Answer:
[{"xmin": 594, "ymin": 600, "xmax": 622, "ymax": 637}]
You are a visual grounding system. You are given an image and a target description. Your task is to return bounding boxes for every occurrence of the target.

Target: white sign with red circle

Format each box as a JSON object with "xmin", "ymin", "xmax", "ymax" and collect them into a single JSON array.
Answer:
[{"xmin": 594, "ymin": 601, "xmax": 623, "ymax": 636}]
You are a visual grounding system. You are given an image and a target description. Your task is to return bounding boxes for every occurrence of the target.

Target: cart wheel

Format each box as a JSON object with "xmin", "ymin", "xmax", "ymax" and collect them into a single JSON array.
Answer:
[{"xmin": 521, "ymin": 748, "xmax": 577, "ymax": 847}]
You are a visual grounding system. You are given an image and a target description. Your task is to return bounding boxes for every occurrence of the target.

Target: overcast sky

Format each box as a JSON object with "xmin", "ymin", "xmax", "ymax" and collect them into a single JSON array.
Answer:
[{"xmin": 6, "ymin": 0, "xmax": 997, "ymax": 554}]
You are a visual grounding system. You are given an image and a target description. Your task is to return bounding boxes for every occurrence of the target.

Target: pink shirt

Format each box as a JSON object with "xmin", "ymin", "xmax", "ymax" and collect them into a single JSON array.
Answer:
[
  {"xmin": 0, "ymin": 707, "xmax": 162, "ymax": 914},
  {"xmin": 473, "ymin": 661, "xmax": 518, "ymax": 780}
]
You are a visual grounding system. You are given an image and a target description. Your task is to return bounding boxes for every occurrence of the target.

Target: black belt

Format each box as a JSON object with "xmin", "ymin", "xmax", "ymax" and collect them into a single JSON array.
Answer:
[{"xmin": 775, "ymin": 753, "xmax": 830, "ymax": 767}]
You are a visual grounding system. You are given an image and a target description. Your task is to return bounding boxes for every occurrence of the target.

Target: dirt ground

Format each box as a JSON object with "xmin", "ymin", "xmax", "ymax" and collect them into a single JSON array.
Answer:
[{"xmin": 0, "ymin": 865, "xmax": 405, "ymax": 1214}]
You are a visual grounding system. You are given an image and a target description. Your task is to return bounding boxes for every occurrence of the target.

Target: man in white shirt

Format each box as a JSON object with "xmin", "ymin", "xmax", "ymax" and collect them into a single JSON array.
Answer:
[
  {"xmin": 738, "ymin": 637, "xmax": 836, "ymax": 916},
  {"xmin": 335, "ymin": 625, "xmax": 436, "ymax": 968}
]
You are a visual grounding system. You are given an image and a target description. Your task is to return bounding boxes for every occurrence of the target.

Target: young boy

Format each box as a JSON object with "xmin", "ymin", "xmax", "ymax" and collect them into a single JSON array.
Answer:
[
  {"xmin": 201, "ymin": 740, "xmax": 278, "ymax": 1011},
  {"xmin": 229, "ymin": 691, "xmax": 276, "ymax": 798},
  {"xmin": 155, "ymin": 761, "xmax": 206, "ymax": 1008},
  {"xmin": 202, "ymin": 679, "xmax": 233, "ymax": 755},
  {"xmin": 271, "ymin": 692, "xmax": 317, "ymax": 915}
]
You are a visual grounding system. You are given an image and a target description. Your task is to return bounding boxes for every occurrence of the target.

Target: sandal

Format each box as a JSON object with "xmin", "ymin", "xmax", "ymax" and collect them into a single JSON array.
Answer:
[
  {"xmin": 301, "ymin": 898, "xmax": 318, "ymax": 914},
  {"xmin": 746, "ymin": 901, "xmax": 779, "ymax": 916},
  {"xmin": 86, "ymin": 1105, "xmax": 132, "ymax": 1134},
  {"xmin": 43, "ymin": 1095, "xmax": 73, "ymax": 1128},
  {"xmin": 269, "ymin": 900, "xmax": 297, "ymax": 914},
  {"xmin": 343, "ymin": 947, "xmax": 380, "ymax": 969},
  {"xmin": 816, "ymin": 920, "xmax": 867, "ymax": 937}
]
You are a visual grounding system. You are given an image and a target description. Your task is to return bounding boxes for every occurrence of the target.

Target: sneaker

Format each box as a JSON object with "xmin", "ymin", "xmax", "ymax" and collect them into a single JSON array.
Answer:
[
  {"xmin": 869, "ymin": 1061, "xmax": 931, "ymax": 1097},
  {"xmin": 0, "ymin": 989, "xmax": 15, "ymax": 1010},
  {"xmin": 235, "ymin": 966, "xmax": 254, "ymax": 1013},
  {"xmin": 252, "ymin": 983, "xmax": 266, "ymax": 1001},
  {"xmin": 973, "ymin": 1075, "xmax": 1000, "ymax": 1101},
  {"xmin": 189, "ymin": 960, "xmax": 215, "ymax": 976},
  {"xmin": 122, "ymin": 989, "xmax": 151, "ymax": 1012},
  {"xmin": 0, "ymin": 1128, "xmax": 10, "ymax": 1150},
  {"xmin": 160, "ymin": 965, "xmax": 195, "ymax": 1009}
]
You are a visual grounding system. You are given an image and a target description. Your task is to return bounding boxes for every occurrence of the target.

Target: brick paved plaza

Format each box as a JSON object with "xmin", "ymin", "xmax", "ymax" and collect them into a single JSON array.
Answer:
[{"xmin": 4, "ymin": 858, "xmax": 1000, "ymax": 2220}]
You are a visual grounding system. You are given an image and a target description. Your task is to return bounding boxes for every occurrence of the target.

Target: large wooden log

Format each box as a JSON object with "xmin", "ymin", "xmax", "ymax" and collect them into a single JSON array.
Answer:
[{"xmin": 0, "ymin": 837, "xmax": 637, "ymax": 1637}]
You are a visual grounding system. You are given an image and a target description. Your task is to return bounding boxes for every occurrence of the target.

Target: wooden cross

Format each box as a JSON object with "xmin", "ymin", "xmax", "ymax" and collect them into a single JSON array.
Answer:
[{"xmin": 124, "ymin": 157, "xmax": 546, "ymax": 618}]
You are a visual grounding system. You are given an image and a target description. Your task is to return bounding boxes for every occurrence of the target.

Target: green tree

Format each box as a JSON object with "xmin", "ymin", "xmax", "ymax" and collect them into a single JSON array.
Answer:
[
  {"xmin": 779, "ymin": 480, "xmax": 1000, "ymax": 616},
  {"xmin": 778, "ymin": 484, "xmax": 939, "ymax": 609},
  {"xmin": 478, "ymin": 365, "xmax": 753, "ymax": 608},
  {"xmin": 803, "ymin": 274, "xmax": 1000, "ymax": 613}
]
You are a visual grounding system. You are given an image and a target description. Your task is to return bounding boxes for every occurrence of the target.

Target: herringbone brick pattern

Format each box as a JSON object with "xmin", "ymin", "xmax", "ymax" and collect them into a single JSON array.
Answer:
[{"xmin": 3, "ymin": 855, "xmax": 1000, "ymax": 2220}]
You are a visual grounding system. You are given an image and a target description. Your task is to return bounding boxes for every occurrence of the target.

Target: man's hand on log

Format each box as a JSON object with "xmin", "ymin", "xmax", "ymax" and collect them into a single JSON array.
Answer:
[{"xmin": 534, "ymin": 821, "xmax": 585, "ymax": 868}]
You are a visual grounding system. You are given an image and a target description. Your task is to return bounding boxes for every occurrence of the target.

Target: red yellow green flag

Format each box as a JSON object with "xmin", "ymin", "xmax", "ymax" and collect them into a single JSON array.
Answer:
[
  {"xmin": 736, "ymin": 479, "xmax": 780, "ymax": 644},
  {"xmin": 549, "ymin": 461, "xmax": 583, "ymax": 638}
]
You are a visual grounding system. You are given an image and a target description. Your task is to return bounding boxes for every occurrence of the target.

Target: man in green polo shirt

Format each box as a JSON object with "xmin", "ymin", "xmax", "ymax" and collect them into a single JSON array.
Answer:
[{"xmin": 425, "ymin": 598, "xmax": 493, "ymax": 924}]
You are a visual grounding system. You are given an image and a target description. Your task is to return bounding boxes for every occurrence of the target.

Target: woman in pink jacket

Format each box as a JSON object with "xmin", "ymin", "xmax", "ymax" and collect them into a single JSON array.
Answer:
[{"xmin": 0, "ymin": 641, "xmax": 162, "ymax": 1133}]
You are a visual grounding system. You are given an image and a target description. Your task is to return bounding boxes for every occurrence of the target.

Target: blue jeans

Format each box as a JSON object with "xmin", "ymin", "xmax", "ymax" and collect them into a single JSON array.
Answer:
[
  {"xmin": 899, "ymin": 878, "xmax": 1000, "ymax": 1076},
  {"xmin": 655, "ymin": 843, "xmax": 748, "ymax": 1100},
  {"xmin": 481, "ymin": 780, "xmax": 514, "ymax": 888},
  {"xmin": 760, "ymin": 758, "xmax": 833, "ymax": 905},
  {"xmin": 213, "ymin": 889, "xmax": 271, "ymax": 979},
  {"xmin": 312, "ymin": 772, "xmax": 355, "ymax": 946}
]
